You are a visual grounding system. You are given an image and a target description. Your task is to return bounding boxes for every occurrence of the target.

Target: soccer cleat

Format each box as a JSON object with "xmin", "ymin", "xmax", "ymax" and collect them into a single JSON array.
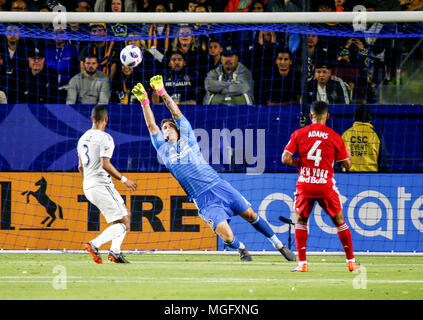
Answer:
[
  {"xmin": 108, "ymin": 251, "xmax": 130, "ymax": 263},
  {"xmin": 278, "ymin": 246, "xmax": 296, "ymax": 261},
  {"xmin": 347, "ymin": 261, "xmax": 360, "ymax": 272},
  {"xmin": 85, "ymin": 242, "xmax": 102, "ymax": 264},
  {"xmin": 291, "ymin": 264, "xmax": 309, "ymax": 272},
  {"xmin": 238, "ymin": 247, "xmax": 253, "ymax": 261}
]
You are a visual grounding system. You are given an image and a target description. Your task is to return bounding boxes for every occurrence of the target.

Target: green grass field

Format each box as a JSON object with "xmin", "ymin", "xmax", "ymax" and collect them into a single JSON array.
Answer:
[{"xmin": 0, "ymin": 253, "xmax": 422, "ymax": 300}]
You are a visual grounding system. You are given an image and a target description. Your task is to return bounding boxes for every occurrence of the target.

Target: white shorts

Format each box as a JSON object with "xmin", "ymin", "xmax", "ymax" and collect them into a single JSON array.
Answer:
[{"xmin": 84, "ymin": 185, "xmax": 128, "ymax": 224}]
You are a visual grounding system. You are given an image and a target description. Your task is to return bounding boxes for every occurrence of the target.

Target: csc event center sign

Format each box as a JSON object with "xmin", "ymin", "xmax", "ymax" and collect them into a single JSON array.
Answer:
[{"xmin": 0, "ymin": 172, "xmax": 422, "ymax": 252}]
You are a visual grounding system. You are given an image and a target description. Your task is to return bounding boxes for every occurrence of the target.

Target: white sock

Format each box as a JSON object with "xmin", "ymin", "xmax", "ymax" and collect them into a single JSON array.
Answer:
[
  {"xmin": 268, "ymin": 234, "xmax": 283, "ymax": 249},
  {"xmin": 299, "ymin": 260, "xmax": 307, "ymax": 266},
  {"xmin": 110, "ymin": 229, "xmax": 127, "ymax": 254},
  {"xmin": 346, "ymin": 258, "xmax": 356, "ymax": 263},
  {"xmin": 91, "ymin": 223, "xmax": 126, "ymax": 249}
]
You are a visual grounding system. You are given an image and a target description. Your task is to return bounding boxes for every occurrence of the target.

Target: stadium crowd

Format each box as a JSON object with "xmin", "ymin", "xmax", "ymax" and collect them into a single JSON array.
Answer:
[{"xmin": 0, "ymin": 0, "xmax": 420, "ymax": 105}]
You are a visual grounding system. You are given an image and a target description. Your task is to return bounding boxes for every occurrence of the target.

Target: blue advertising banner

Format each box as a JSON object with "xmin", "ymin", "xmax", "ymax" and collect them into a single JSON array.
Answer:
[
  {"xmin": 0, "ymin": 104, "xmax": 422, "ymax": 173},
  {"xmin": 223, "ymin": 173, "xmax": 423, "ymax": 253}
]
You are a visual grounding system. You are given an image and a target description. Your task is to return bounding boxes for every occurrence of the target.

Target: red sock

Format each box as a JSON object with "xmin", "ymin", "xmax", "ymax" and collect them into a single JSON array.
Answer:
[
  {"xmin": 337, "ymin": 223, "xmax": 354, "ymax": 260},
  {"xmin": 295, "ymin": 223, "xmax": 308, "ymax": 262}
]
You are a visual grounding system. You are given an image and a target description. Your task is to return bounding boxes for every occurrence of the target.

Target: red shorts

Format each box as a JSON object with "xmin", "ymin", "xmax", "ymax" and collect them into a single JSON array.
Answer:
[{"xmin": 294, "ymin": 186, "xmax": 342, "ymax": 218}]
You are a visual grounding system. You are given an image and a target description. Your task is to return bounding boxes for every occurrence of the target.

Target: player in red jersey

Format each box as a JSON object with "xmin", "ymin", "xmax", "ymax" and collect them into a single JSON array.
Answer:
[{"xmin": 282, "ymin": 101, "xmax": 360, "ymax": 272}]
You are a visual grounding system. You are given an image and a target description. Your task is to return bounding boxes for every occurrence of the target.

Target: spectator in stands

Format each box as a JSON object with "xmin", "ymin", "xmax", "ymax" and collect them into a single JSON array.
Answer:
[
  {"xmin": 305, "ymin": 62, "xmax": 351, "ymax": 104},
  {"xmin": 0, "ymin": 0, "xmax": 6, "ymax": 11},
  {"xmin": 404, "ymin": 0, "xmax": 423, "ymax": 10},
  {"xmin": 75, "ymin": 0, "xmax": 92, "ymax": 11},
  {"xmin": 266, "ymin": 0, "xmax": 302, "ymax": 11},
  {"xmin": 335, "ymin": 37, "xmax": 376, "ymax": 104},
  {"xmin": 341, "ymin": 104, "xmax": 389, "ymax": 172},
  {"xmin": 67, "ymin": 55, "xmax": 111, "ymax": 104},
  {"xmin": 138, "ymin": 0, "xmax": 154, "ymax": 11},
  {"xmin": 171, "ymin": 25, "xmax": 208, "ymax": 80},
  {"xmin": 224, "ymin": 0, "xmax": 254, "ymax": 12},
  {"xmin": 267, "ymin": 48, "xmax": 301, "ymax": 105},
  {"xmin": 94, "ymin": 0, "xmax": 137, "ymax": 12},
  {"xmin": 196, "ymin": 0, "xmax": 214, "ymax": 12},
  {"xmin": 305, "ymin": 33, "xmax": 338, "ymax": 81},
  {"xmin": 359, "ymin": 0, "xmax": 400, "ymax": 100},
  {"xmin": 207, "ymin": 37, "xmax": 223, "ymax": 71},
  {"xmin": 10, "ymin": 0, "xmax": 27, "ymax": 11},
  {"xmin": 154, "ymin": 51, "xmax": 197, "ymax": 105},
  {"xmin": 316, "ymin": 0, "xmax": 336, "ymax": 11},
  {"xmin": 204, "ymin": 44, "xmax": 254, "ymax": 105},
  {"xmin": 333, "ymin": 0, "xmax": 353, "ymax": 11},
  {"xmin": 20, "ymin": 46, "xmax": 59, "ymax": 103},
  {"xmin": 104, "ymin": 0, "xmax": 129, "ymax": 49},
  {"xmin": 186, "ymin": 0, "xmax": 198, "ymax": 11},
  {"xmin": 111, "ymin": 64, "xmax": 140, "ymax": 104},
  {"xmin": 0, "ymin": 89, "xmax": 6, "ymax": 103},
  {"xmin": 79, "ymin": 23, "xmax": 119, "ymax": 80},
  {"xmin": 250, "ymin": 30, "xmax": 281, "ymax": 104},
  {"xmin": 45, "ymin": 27, "xmax": 80, "ymax": 103},
  {"xmin": 249, "ymin": 0, "xmax": 267, "ymax": 11},
  {"xmin": 0, "ymin": 24, "xmax": 29, "ymax": 104},
  {"xmin": 194, "ymin": 4, "xmax": 214, "ymax": 52},
  {"xmin": 142, "ymin": 2, "xmax": 173, "ymax": 64}
]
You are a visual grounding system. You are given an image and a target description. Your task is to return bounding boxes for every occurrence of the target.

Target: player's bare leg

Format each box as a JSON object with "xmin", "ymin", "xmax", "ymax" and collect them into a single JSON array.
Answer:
[
  {"xmin": 240, "ymin": 208, "xmax": 296, "ymax": 261},
  {"xmin": 215, "ymin": 221, "xmax": 252, "ymax": 261},
  {"xmin": 292, "ymin": 215, "xmax": 309, "ymax": 272},
  {"xmin": 331, "ymin": 212, "xmax": 359, "ymax": 272}
]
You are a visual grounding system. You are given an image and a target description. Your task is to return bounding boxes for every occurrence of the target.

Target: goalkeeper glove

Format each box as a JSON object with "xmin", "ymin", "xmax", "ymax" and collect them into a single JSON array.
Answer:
[
  {"xmin": 150, "ymin": 75, "xmax": 167, "ymax": 96},
  {"xmin": 131, "ymin": 83, "xmax": 150, "ymax": 106}
]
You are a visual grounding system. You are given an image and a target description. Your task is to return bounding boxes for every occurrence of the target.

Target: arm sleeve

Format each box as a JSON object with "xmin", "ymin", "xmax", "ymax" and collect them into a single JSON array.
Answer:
[
  {"xmin": 99, "ymin": 134, "xmax": 115, "ymax": 159},
  {"xmin": 204, "ymin": 69, "xmax": 230, "ymax": 94},
  {"xmin": 284, "ymin": 132, "xmax": 298, "ymax": 155},
  {"xmin": 174, "ymin": 115, "xmax": 196, "ymax": 143},
  {"xmin": 66, "ymin": 76, "xmax": 78, "ymax": 104},
  {"xmin": 99, "ymin": 77, "xmax": 111, "ymax": 105}
]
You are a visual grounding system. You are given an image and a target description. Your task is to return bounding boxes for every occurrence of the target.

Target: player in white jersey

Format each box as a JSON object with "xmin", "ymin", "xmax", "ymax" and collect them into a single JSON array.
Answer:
[{"xmin": 77, "ymin": 105, "xmax": 137, "ymax": 264}]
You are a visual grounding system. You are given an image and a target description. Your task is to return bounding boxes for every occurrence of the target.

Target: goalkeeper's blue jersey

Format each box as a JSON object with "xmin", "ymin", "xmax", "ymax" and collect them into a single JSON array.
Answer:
[{"xmin": 151, "ymin": 115, "xmax": 221, "ymax": 200}]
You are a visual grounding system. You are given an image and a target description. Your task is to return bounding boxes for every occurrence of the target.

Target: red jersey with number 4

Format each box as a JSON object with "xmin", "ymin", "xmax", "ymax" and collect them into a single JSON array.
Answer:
[{"xmin": 284, "ymin": 123, "xmax": 349, "ymax": 196}]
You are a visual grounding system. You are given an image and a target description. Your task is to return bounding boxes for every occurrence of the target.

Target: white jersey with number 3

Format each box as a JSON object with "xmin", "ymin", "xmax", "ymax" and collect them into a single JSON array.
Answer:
[{"xmin": 77, "ymin": 129, "xmax": 115, "ymax": 190}]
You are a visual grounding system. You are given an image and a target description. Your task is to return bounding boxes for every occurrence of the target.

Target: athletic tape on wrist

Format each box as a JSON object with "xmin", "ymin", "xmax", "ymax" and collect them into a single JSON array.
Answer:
[
  {"xmin": 141, "ymin": 99, "xmax": 150, "ymax": 106},
  {"xmin": 157, "ymin": 88, "xmax": 166, "ymax": 96},
  {"xmin": 120, "ymin": 176, "xmax": 128, "ymax": 183}
]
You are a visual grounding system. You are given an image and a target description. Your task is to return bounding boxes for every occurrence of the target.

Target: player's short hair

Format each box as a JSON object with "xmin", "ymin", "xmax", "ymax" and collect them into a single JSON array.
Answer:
[
  {"xmin": 160, "ymin": 118, "xmax": 180, "ymax": 139},
  {"xmin": 91, "ymin": 105, "xmax": 108, "ymax": 122},
  {"xmin": 310, "ymin": 101, "xmax": 329, "ymax": 116}
]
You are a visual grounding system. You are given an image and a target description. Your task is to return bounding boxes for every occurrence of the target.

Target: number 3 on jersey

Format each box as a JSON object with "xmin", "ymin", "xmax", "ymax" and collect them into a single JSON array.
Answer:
[
  {"xmin": 307, "ymin": 140, "xmax": 322, "ymax": 166},
  {"xmin": 81, "ymin": 144, "xmax": 90, "ymax": 167}
]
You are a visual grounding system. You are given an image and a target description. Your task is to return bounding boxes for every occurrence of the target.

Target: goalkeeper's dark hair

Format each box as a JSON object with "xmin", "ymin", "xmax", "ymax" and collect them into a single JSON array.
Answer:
[
  {"xmin": 310, "ymin": 101, "xmax": 328, "ymax": 117},
  {"xmin": 91, "ymin": 105, "xmax": 108, "ymax": 122},
  {"xmin": 160, "ymin": 118, "xmax": 180, "ymax": 139}
]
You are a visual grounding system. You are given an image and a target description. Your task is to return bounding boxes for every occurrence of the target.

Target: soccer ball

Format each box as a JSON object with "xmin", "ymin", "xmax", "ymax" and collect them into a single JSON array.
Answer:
[{"xmin": 120, "ymin": 45, "xmax": 142, "ymax": 67}]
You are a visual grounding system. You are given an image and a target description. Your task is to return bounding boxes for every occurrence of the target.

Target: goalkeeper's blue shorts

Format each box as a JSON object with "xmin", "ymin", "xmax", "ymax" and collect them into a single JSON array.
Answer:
[{"xmin": 193, "ymin": 179, "xmax": 251, "ymax": 231}]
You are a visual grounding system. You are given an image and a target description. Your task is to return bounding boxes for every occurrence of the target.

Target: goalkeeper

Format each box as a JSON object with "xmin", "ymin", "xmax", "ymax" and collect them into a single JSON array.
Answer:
[{"xmin": 132, "ymin": 76, "xmax": 296, "ymax": 262}]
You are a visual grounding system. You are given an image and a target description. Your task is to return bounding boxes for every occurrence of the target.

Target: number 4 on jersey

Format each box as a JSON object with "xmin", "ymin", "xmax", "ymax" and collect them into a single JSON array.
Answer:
[{"xmin": 307, "ymin": 140, "xmax": 322, "ymax": 166}]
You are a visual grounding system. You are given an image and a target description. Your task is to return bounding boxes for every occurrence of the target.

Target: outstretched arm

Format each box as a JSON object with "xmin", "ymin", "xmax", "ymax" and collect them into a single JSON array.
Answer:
[
  {"xmin": 132, "ymin": 83, "xmax": 160, "ymax": 135},
  {"xmin": 150, "ymin": 75, "xmax": 183, "ymax": 120}
]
